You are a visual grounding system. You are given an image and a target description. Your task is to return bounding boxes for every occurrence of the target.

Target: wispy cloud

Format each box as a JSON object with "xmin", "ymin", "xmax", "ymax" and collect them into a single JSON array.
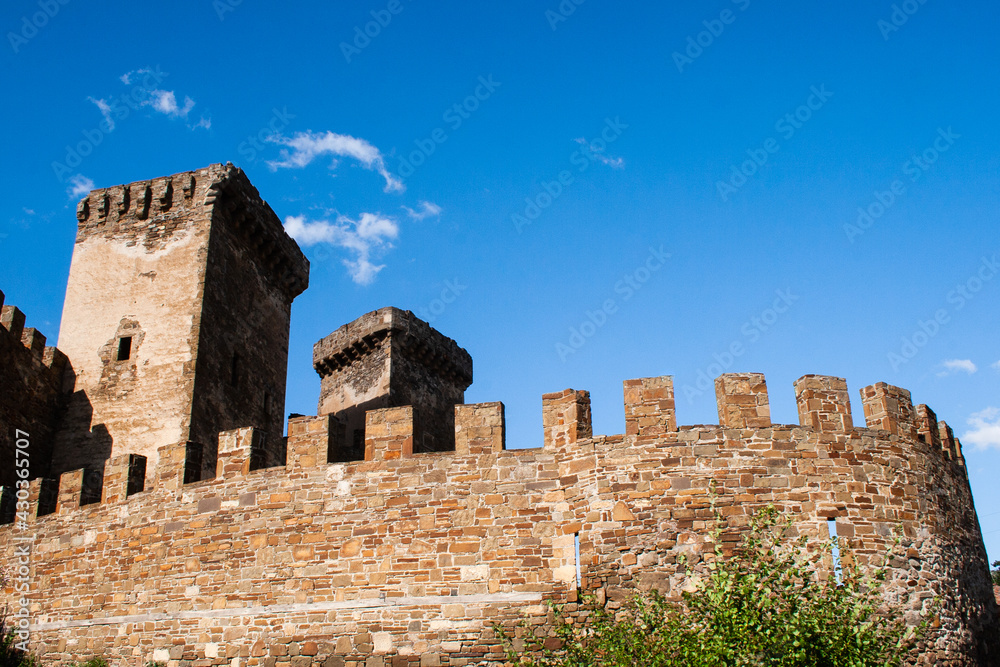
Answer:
[
  {"xmin": 120, "ymin": 68, "xmax": 156, "ymax": 85},
  {"xmin": 992, "ymin": 361, "xmax": 1000, "ymax": 372},
  {"xmin": 963, "ymin": 407, "xmax": 1000, "ymax": 450},
  {"xmin": 267, "ymin": 131, "xmax": 404, "ymax": 193},
  {"xmin": 284, "ymin": 213, "xmax": 399, "ymax": 285},
  {"xmin": 67, "ymin": 175, "xmax": 95, "ymax": 200},
  {"xmin": 92, "ymin": 69, "xmax": 207, "ymax": 130},
  {"xmin": 574, "ymin": 137, "xmax": 625, "ymax": 169},
  {"xmin": 149, "ymin": 90, "xmax": 195, "ymax": 118},
  {"xmin": 88, "ymin": 97, "xmax": 115, "ymax": 131},
  {"xmin": 402, "ymin": 201, "xmax": 442, "ymax": 221},
  {"xmin": 937, "ymin": 359, "xmax": 978, "ymax": 376}
]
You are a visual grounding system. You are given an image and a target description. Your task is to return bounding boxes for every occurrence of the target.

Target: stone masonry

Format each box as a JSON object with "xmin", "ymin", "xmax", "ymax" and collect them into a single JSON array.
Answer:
[
  {"xmin": 314, "ymin": 308, "xmax": 473, "ymax": 461},
  {"xmin": 50, "ymin": 163, "xmax": 307, "ymax": 483},
  {"xmin": 0, "ymin": 165, "xmax": 997, "ymax": 667}
]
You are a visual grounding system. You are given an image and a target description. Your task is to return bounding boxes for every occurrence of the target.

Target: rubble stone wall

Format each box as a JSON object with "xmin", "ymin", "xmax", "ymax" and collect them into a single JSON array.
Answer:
[{"xmin": 1, "ymin": 374, "xmax": 996, "ymax": 666}]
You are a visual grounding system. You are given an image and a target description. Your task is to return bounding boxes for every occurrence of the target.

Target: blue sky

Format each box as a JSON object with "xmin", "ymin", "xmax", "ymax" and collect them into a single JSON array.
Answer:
[{"xmin": 2, "ymin": 1, "xmax": 999, "ymax": 556}]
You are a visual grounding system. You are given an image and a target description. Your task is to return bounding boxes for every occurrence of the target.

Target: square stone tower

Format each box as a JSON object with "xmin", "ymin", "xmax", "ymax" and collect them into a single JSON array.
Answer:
[
  {"xmin": 313, "ymin": 308, "xmax": 473, "ymax": 461},
  {"xmin": 51, "ymin": 163, "xmax": 309, "ymax": 480}
]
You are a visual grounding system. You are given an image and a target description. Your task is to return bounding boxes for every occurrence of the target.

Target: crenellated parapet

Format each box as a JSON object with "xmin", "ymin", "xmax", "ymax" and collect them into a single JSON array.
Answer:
[
  {"xmin": 14, "ymin": 370, "xmax": 977, "ymax": 512},
  {"xmin": 313, "ymin": 308, "xmax": 474, "ymax": 458},
  {"xmin": 52, "ymin": 163, "xmax": 309, "ymax": 483},
  {"xmin": 715, "ymin": 372, "xmax": 771, "ymax": 428},
  {"xmin": 0, "ymin": 289, "xmax": 68, "ymax": 488},
  {"xmin": 1, "ymin": 367, "xmax": 994, "ymax": 665},
  {"xmin": 72, "ymin": 164, "xmax": 307, "ymax": 298}
]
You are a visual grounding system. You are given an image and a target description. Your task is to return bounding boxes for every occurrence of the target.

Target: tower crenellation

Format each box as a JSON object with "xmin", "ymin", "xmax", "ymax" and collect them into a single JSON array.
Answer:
[
  {"xmin": 51, "ymin": 162, "xmax": 308, "ymax": 486},
  {"xmin": 313, "ymin": 306, "xmax": 473, "ymax": 461}
]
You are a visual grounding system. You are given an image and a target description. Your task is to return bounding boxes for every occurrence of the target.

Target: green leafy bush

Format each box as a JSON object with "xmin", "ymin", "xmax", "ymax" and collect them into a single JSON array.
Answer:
[
  {"xmin": 501, "ymin": 506, "xmax": 926, "ymax": 667},
  {"xmin": 70, "ymin": 660, "xmax": 108, "ymax": 667},
  {"xmin": 0, "ymin": 614, "xmax": 39, "ymax": 667}
]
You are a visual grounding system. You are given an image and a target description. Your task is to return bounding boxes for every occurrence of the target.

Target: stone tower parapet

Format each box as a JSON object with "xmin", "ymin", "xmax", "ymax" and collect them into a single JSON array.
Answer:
[
  {"xmin": 51, "ymin": 163, "xmax": 308, "ymax": 484},
  {"xmin": 313, "ymin": 307, "xmax": 473, "ymax": 460}
]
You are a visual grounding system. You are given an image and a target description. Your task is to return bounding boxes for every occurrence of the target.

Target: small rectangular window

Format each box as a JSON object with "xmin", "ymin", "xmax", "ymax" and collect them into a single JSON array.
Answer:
[
  {"xmin": 116, "ymin": 336, "xmax": 132, "ymax": 361},
  {"xmin": 574, "ymin": 532, "xmax": 582, "ymax": 588},
  {"xmin": 828, "ymin": 518, "xmax": 844, "ymax": 585},
  {"xmin": 263, "ymin": 392, "xmax": 272, "ymax": 420}
]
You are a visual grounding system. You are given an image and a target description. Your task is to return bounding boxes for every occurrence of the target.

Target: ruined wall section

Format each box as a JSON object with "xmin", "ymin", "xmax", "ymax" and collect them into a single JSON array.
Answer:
[
  {"xmin": 51, "ymin": 171, "xmax": 216, "ymax": 478},
  {"xmin": 187, "ymin": 168, "xmax": 308, "ymax": 477},
  {"xmin": 1, "ymin": 374, "xmax": 995, "ymax": 666},
  {"xmin": 0, "ymin": 291, "xmax": 68, "ymax": 487}
]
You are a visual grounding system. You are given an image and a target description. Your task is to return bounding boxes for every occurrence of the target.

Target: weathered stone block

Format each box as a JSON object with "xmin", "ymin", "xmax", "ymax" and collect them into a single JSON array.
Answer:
[
  {"xmin": 623, "ymin": 376, "xmax": 677, "ymax": 437},
  {"xmin": 794, "ymin": 375, "xmax": 853, "ymax": 433},
  {"xmin": 542, "ymin": 389, "xmax": 592, "ymax": 448},
  {"xmin": 365, "ymin": 407, "xmax": 414, "ymax": 461},
  {"xmin": 715, "ymin": 373, "xmax": 771, "ymax": 429},
  {"xmin": 455, "ymin": 403, "xmax": 505, "ymax": 455}
]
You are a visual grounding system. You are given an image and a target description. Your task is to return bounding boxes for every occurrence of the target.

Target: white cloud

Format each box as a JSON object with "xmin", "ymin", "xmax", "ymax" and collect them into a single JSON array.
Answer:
[
  {"xmin": 402, "ymin": 201, "xmax": 442, "ymax": 221},
  {"xmin": 963, "ymin": 407, "xmax": 1000, "ymax": 450},
  {"xmin": 149, "ymin": 90, "xmax": 195, "ymax": 118},
  {"xmin": 67, "ymin": 175, "xmax": 95, "ymax": 200},
  {"xmin": 98, "ymin": 70, "xmax": 204, "ymax": 132},
  {"xmin": 88, "ymin": 97, "xmax": 115, "ymax": 131},
  {"xmin": 993, "ymin": 361, "xmax": 1000, "ymax": 371},
  {"xmin": 22, "ymin": 208, "xmax": 35, "ymax": 216},
  {"xmin": 119, "ymin": 68, "xmax": 155, "ymax": 85},
  {"xmin": 574, "ymin": 137, "xmax": 625, "ymax": 169},
  {"xmin": 937, "ymin": 359, "xmax": 978, "ymax": 376},
  {"xmin": 284, "ymin": 213, "xmax": 399, "ymax": 285},
  {"xmin": 267, "ymin": 131, "xmax": 404, "ymax": 193}
]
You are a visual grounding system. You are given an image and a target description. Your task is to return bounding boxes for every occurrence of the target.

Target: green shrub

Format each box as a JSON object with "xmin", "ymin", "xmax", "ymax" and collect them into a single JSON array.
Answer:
[
  {"xmin": 501, "ymin": 505, "xmax": 927, "ymax": 667},
  {"xmin": 0, "ymin": 613, "xmax": 39, "ymax": 667},
  {"xmin": 70, "ymin": 660, "xmax": 109, "ymax": 667}
]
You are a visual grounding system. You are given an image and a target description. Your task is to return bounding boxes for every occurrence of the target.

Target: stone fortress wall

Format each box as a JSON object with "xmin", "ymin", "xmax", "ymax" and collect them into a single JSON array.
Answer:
[{"xmin": 0, "ymin": 164, "xmax": 996, "ymax": 667}]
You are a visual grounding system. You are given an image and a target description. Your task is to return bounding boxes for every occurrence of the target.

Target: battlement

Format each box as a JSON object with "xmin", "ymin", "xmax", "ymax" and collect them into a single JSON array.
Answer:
[
  {"xmin": 1, "ymin": 290, "xmax": 67, "ymax": 374},
  {"xmin": 314, "ymin": 307, "xmax": 472, "ymax": 383},
  {"xmin": 6, "ymin": 370, "xmax": 970, "ymax": 517},
  {"xmin": 313, "ymin": 308, "xmax": 474, "ymax": 458},
  {"xmin": 73, "ymin": 163, "xmax": 307, "ymax": 298},
  {"xmin": 0, "ymin": 289, "xmax": 68, "ymax": 487},
  {"xmin": 3, "ymin": 367, "xmax": 992, "ymax": 664}
]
